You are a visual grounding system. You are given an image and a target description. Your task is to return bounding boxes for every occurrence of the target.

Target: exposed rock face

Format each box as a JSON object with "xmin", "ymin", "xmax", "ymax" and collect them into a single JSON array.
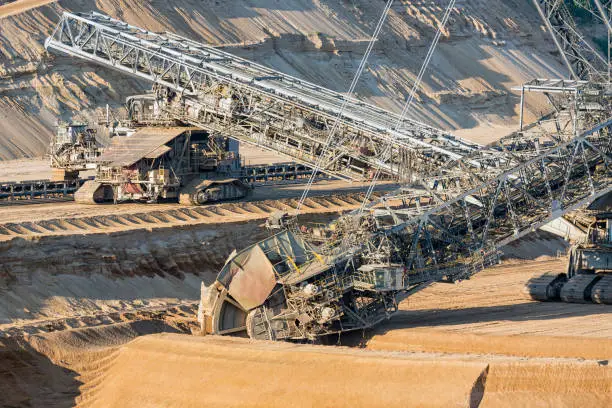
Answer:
[
  {"xmin": 0, "ymin": 0, "xmax": 566, "ymax": 160},
  {"xmin": 0, "ymin": 220, "xmax": 269, "ymax": 325}
]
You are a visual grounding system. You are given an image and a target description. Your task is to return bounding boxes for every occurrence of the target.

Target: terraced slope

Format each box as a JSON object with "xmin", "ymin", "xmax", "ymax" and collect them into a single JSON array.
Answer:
[{"xmin": 0, "ymin": 189, "xmax": 381, "ymax": 240}]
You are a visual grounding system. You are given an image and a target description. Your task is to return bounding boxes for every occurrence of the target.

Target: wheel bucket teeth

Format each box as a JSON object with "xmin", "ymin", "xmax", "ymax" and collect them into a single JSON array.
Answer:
[
  {"xmin": 591, "ymin": 275, "xmax": 612, "ymax": 305},
  {"xmin": 560, "ymin": 274, "xmax": 602, "ymax": 303},
  {"xmin": 525, "ymin": 273, "xmax": 567, "ymax": 301}
]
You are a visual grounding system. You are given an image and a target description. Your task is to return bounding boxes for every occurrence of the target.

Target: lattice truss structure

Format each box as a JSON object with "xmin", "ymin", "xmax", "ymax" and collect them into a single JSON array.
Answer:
[
  {"xmin": 45, "ymin": 11, "xmax": 480, "ymax": 182},
  {"xmin": 45, "ymin": 10, "xmax": 612, "ymax": 283},
  {"xmin": 324, "ymin": 1, "xmax": 612, "ymax": 282},
  {"xmin": 339, "ymin": 83, "xmax": 612, "ymax": 281},
  {"xmin": 346, "ymin": 114, "xmax": 612, "ymax": 281},
  {"xmin": 532, "ymin": 0, "xmax": 611, "ymax": 82}
]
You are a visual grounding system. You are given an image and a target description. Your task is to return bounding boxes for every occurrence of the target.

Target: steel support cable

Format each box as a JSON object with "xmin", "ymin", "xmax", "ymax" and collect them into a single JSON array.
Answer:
[
  {"xmin": 555, "ymin": 18, "xmax": 608, "ymax": 69},
  {"xmin": 592, "ymin": 0, "xmax": 612, "ymax": 83},
  {"xmin": 359, "ymin": 0, "xmax": 456, "ymax": 214},
  {"xmin": 578, "ymin": 0, "xmax": 612, "ymax": 31},
  {"xmin": 296, "ymin": 0, "xmax": 395, "ymax": 212}
]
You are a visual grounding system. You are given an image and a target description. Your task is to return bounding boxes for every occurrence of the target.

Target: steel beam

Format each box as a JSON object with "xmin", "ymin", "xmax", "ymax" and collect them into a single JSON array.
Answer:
[{"xmin": 45, "ymin": 12, "xmax": 482, "ymax": 182}]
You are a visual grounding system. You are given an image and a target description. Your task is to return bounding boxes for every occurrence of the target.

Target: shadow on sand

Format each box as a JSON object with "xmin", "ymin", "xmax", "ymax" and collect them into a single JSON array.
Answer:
[
  {"xmin": 0, "ymin": 338, "xmax": 81, "ymax": 407},
  {"xmin": 336, "ymin": 301, "xmax": 611, "ymax": 348}
]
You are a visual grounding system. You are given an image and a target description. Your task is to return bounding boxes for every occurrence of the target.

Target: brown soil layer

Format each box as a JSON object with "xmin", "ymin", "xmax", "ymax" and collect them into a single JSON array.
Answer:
[{"xmin": 0, "ymin": 184, "xmax": 390, "ymax": 241}]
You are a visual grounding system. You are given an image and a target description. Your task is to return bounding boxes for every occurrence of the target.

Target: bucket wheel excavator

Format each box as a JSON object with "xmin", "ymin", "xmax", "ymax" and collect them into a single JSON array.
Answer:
[
  {"xmin": 198, "ymin": 0, "xmax": 612, "ymax": 339},
  {"xmin": 42, "ymin": 1, "xmax": 612, "ymax": 341}
]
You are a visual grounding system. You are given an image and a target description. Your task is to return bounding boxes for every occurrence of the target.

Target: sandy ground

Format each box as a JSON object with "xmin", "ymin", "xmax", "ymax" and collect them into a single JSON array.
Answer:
[
  {"xmin": 62, "ymin": 263, "xmax": 612, "ymax": 408},
  {"xmin": 0, "ymin": 181, "xmax": 367, "ymax": 222},
  {"xmin": 1, "ymin": 260, "xmax": 610, "ymax": 407},
  {"xmin": 366, "ymin": 259, "xmax": 612, "ymax": 357},
  {"xmin": 0, "ymin": 193, "xmax": 384, "ymax": 332},
  {"xmin": 0, "ymin": 0, "xmax": 56, "ymax": 19},
  {"xmin": 63, "ymin": 333, "xmax": 610, "ymax": 408},
  {"xmin": 0, "ymin": 156, "xmax": 52, "ymax": 181}
]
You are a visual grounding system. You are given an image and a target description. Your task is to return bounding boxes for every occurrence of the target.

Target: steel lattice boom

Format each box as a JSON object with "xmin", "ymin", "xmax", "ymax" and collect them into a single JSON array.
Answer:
[
  {"xmin": 45, "ymin": 11, "xmax": 481, "ymax": 182},
  {"xmin": 42, "ymin": 10, "xmax": 612, "ymax": 341},
  {"xmin": 532, "ymin": 0, "xmax": 610, "ymax": 81},
  {"xmin": 357, "ymin": 116, "xmax": 612, "ymax": 280}
]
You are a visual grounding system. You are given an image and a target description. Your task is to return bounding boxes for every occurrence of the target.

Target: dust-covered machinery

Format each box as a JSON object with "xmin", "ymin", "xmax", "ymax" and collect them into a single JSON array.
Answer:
[
  {"xmin": 197, "ymin": 0, "xmax": 612, "ymax": 340},
  {"xmin": 41, "ymin": 3, "xmax": 612, "ymax": 339},
  {"xmin": 526, "ymin": 212, "xmax": 612, "ymax": 304},
  {"xmin": 75, "ymin": 127, "xmax": 250, "ymax": 204},
  {"xmin": 49, "ymin": 122, "xmax": 101, "ymax": 180},
  {"xmin": 198, "ymin": 230, "xmax": 410, "ymax": 340}
]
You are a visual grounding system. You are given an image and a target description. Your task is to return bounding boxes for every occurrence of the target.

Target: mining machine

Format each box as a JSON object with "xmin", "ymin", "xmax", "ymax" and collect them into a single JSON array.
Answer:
[
  {"xmin": 527, "ymin": 210, "xmax": 612, "ymax": 304},
  {"xmin": 43, "ymin": 11, "xmax": 485, "ymax": 206},
  {"xmin": 43, "ymin": 5, "xmax": 612, "ymax": 340},
  {"xmin": 197, "ymin": 1, "xmax": 612, "ymax": 340},
  {"xmin": 49, "ymin": 122, "xmax": 101, "ymax": 181},
  {"xmin": 44, "ymin": 11, "xmax": 481, "ymax": 185},
  {"xmin": 74, "ymin": 126, "xmax": 250, "ymax": 204},
  {"xmin": 523, "ymin": 0, "xmax": 612, "ymax": 304}
]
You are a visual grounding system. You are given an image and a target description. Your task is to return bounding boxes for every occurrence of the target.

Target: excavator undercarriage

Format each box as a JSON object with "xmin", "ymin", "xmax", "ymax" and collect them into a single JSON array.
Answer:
[{"xmin": 526, "ymin": 213, "xmax": 612, "ymax": 304}]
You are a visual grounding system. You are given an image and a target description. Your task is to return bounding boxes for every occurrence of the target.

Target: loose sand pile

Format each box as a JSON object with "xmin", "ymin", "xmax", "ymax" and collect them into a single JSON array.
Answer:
[
  {"xmin": 0, "ymin": 320, "xmax": 186, "ymax": 407},
  {"xmin": 11, "ymin": 331, "xmax": 609, "ymax": 408},
  {"xmin": 1, "ymin": 256, "xmax": 611, "ymax": 407}
]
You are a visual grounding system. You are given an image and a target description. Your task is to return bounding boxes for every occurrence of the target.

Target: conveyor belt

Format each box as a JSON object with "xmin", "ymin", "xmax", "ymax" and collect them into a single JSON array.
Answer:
[
  {"xmin": 0, "ymin": 178, "xmax": 87, "ymax": 203},
  {"xmin": 45, "ymin": 11, "xmax": 481, "ymax": 181}
]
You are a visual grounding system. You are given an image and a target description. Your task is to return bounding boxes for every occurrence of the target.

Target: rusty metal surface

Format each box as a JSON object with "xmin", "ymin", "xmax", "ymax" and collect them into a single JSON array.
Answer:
[
  {"xmin": 225, "ymin": 245, "xmax": 277, "ymax": 311},
  {"xmin": 97, "ymin": 127, "xmax": 196, "ymax": 167}
]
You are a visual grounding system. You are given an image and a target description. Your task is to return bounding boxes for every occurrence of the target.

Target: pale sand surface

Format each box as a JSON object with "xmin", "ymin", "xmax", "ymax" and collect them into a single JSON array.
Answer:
[
  {"xmin": 0, "ymin": 179, "xmax": 393, "ymax": 223},
  {"xmin": 0, "ymin": 157, "xmax": 50, "ymax": 181},
  {"xmin": 75, "ymin": 333, "xmax": 610, "ymax": 408},
  {"xmin": 0, "ymin": 0, "xmax": 56, "ymax": 19},
  {"xmin": 16, "ymin": 327, "xmax": 609, "ymax": 408},
  {"xmin": 1, "ymin": 257, "xmax": 611, "ymax": 407},
  {"xmin": 67, "ymin": 261, "xmax": 612, "ymax": 407},
  {"xmin": 367, "ymin": 260, "xmax": 612, "ymax": 359}
]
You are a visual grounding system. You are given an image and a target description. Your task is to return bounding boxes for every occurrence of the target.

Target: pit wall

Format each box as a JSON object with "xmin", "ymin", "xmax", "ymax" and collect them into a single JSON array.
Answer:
[{"xmin": 0, "ymin": 219, "xmax": 269, "ymax": 326}]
